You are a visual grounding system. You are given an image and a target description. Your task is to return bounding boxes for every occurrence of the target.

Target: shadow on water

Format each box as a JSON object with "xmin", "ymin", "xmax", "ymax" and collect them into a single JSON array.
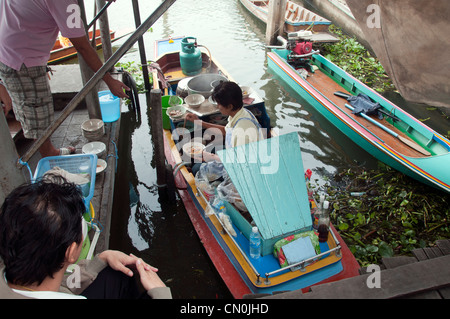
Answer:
[{"xmin": 109, "ymin": 94, "xmax": 232, "ymax": 299}]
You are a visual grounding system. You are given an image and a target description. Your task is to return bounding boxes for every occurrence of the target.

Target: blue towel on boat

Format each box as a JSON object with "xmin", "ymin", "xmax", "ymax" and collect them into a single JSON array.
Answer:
[
  {"xmin": 348, "ymin": 93, "xmax": 383, "ymax": 119},
  {"xmin": 282, "ymin": 236, "xmax": 317, "ymax": 271}
]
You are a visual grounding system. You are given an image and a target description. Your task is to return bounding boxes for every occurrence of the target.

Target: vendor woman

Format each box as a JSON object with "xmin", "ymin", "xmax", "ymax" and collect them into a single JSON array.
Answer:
[{"xmin": 185, "ymin": 81, "xmax": 263, "ymax": 162}]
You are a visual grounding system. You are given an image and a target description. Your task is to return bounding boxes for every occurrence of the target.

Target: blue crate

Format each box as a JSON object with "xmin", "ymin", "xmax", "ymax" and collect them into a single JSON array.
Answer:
[{"xmin": 33, "ymin": 154, "xmax": 98, "ymax": 210}]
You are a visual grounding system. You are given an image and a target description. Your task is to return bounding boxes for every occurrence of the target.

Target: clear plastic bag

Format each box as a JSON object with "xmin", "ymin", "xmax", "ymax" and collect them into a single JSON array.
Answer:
[
  {"xmin": 216, "ymin": 176, "xmax": 248, "ymax": 212},
  {"xmin": 195, "ymin": 161, "xmax": 227, "ymax": 210}
]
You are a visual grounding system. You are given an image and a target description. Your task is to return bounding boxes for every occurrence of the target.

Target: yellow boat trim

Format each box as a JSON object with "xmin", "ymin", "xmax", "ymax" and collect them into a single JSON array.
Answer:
[{"xmin": 164, "ymin": 129, "xmax": 342, "ymax": 289}]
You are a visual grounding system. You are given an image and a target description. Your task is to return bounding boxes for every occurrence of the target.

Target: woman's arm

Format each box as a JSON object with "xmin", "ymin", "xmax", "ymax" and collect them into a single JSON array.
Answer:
[{"xmin": 185, "ymin": 113, "xmax": 226, "ymax": 136}]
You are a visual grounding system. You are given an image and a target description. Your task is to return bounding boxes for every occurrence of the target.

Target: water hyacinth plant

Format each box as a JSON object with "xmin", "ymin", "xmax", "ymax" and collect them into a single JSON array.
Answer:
[{"xmin": 309, "ymin": 164, "xmax": 450, "ymax": 267}]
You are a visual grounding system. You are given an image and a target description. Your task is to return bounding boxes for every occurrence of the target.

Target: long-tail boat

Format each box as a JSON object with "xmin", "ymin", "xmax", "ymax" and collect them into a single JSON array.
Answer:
[{"xmin": 151, "ymin": 36, "xmax": 360, "ymax": 298}]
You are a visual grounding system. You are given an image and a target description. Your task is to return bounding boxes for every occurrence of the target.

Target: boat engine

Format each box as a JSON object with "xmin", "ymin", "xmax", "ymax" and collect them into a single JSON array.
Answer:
[
  {"xmin": 292, "ymin": 41, "xmax": 313, "ymax": 56},
  {"xmin": 287, "ymin": 39, "xmax": 315, "ymax": 73}
]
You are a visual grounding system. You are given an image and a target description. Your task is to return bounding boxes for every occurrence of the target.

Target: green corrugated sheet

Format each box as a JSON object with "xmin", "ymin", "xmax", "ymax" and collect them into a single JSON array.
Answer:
[{"xmin": 217, "ymin": 132, "xmax": 312, "ymax": 240}]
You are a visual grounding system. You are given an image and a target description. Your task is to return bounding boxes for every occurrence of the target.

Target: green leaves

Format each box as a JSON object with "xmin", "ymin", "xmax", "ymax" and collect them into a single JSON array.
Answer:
[
  {"xmin": 317, "ymin": 166, "xmax": 450, "ymax": 267},
  {"xmin": 321, "ymin": 25, "xmax": 395, "ymax": 93}
]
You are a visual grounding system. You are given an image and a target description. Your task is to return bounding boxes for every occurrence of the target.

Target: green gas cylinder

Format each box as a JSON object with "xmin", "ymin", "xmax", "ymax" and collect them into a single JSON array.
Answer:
[{"xmin": 180, "ymin": 37, "xmax": 202, "ymax": 76}]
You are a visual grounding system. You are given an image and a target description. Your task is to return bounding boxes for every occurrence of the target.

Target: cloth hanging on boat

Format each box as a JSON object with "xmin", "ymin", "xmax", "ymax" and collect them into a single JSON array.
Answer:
[
  {"xmin": 148, "ymin": 62, "xmax": 169, "ymax": 90},
  {"xmin": 348, "ymin": 93, "xmax": 383, "ymax": 119}
]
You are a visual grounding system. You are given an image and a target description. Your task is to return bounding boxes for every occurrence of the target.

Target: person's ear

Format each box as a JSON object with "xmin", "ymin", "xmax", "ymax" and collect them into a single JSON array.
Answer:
[{"xmin": 65, "ymin": 242, "xmax": 80, "ymax": 264}]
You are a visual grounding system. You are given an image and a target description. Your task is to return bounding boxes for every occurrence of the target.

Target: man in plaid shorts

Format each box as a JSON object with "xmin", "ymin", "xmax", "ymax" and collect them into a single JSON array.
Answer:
[{"xmin": 0, "ymin": 0, "xmax": 129, "ymax": 157}]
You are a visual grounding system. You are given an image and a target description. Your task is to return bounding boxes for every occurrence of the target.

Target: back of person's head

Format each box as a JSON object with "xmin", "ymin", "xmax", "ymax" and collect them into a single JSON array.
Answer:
[
  {"xmin": 212, "ymin": 81, "xmax": 243, "ymax": 111},
  {"xmin": 0, "ymin": 177, "xmax": 85, "ymax": 286}
]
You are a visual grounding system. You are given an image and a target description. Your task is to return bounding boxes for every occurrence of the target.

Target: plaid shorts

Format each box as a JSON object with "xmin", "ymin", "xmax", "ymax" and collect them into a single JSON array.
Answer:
[{"xmin": 0, "ymin": 62, "xmax": 54, "ymax": 139}]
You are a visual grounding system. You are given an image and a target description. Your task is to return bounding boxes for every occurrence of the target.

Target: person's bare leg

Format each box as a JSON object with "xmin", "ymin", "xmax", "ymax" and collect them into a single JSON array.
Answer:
[
  {"xmin": 38, "ymin": 138, "xmax": 75, "ymax": 157},
  {"xmin": 38, "ymin": 138, "xmax": 59, "ymax": 157}
]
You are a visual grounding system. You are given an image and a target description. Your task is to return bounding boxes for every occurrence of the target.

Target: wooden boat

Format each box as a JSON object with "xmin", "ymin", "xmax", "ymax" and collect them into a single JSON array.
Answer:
[
  {"xmin": 153, "ymin": 36, "xmax": 360, "ymax": 298},
  {"xmin": 239, "ymin": 0, "xmax": 331, "ymax": 33},
  {"xmin": 48, "ymin": 29, "xmax": 115, "ymax": 64},
  {"xmin": 267, "ymin": 41, "xmax": 450, "ymax": 194}
]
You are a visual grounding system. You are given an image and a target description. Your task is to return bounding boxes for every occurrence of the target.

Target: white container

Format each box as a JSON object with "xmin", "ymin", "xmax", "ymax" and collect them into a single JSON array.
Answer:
[
  {"xmin": 81, "ymin": 119, "xmax": 105, "ymax": 141},
  {"xmin": 82, "ymin": 141, "xmax": 106, "ymax": 158}
]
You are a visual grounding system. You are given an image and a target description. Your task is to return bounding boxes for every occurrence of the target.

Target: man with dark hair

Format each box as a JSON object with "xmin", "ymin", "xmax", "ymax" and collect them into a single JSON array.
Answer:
[{"xmin": 0, "ymin": 178, "xmax": 171, "ymax": 299}]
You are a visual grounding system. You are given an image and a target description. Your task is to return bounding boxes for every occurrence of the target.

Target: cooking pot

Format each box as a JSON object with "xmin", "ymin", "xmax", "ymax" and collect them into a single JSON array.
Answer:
[
  {"xmin": 187, "ymin": 74, "xmax": 228, "ymax": 98},
  {"xmin": 176, "ymin": 77, "xmax": 192, "ymax": 98}
]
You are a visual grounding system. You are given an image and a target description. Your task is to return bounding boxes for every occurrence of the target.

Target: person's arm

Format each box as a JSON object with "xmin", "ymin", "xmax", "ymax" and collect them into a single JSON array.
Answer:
[
  {"xmin": 0, "ymin": 83, "xmax": 12, "ymax": 115},
  {"xmin": 185, "ymin": 113, "xmax": 226, "ymax": 136},
  {"xmin": 69, "ymin": 36, "xmax": 129, "ymax": 98},
  {"xmin": 135, "ymin": 258, "xmax": 172, "ymax": 299}
]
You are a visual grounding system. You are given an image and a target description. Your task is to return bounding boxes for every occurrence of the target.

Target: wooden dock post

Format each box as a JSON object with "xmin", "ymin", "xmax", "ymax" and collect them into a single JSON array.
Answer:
[
  {"xmin": 77, "ymin": 0, "xmax": 102, "ymax": 120},
  {"xmin": 149, "ymin": 89, "xmax": 167, "ymax": 188},
  {"xmin": 266, "ymin": 0, "xmax": 287, "ymax": 45},
  {"xmin": 0, "ymin": 113, "xmax": 26, "ymax": 203},
  {"xmin": 96, "ymin": 0, "xmax": 114, "ymax": 64},
  {"xmin": 132, "ymin": 0, "xmax": 152, "ymax": 94}
]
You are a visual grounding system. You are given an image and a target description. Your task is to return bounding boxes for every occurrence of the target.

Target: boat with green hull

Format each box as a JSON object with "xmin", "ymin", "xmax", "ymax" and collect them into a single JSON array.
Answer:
[{"xmin": 267, "ymin": 44, "xmax": 450, "ymax": 194}]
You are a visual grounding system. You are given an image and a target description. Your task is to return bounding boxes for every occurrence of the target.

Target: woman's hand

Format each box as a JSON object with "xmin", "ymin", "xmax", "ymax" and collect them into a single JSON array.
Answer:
[{"xmin": 185, "ymin": 113, "xmax": 199, "ymax": 122}]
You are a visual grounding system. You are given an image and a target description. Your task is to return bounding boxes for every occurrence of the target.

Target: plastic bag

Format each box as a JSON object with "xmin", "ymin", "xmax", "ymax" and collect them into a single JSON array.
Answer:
[
  {"xmin": 273, "ymin": 231, "xmax": 320, "ymax": 269},
  {"xmin": 197, "ymin": 161, "xmax": 227, "ymax": 182},
  {"xmin": 216, "ymin": 176, "xmax": 248, "ymax": 212},
  {"xmin": 195, "ymin": 161, "xmax": 227, "ymax": 206}
]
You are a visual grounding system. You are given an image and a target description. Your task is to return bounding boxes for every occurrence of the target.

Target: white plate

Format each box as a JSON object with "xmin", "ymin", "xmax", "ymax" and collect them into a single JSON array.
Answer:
[
  {"xmin": 82, "ymin": 141, "xmax": 106, "ymax": 157},
  {"xmin": 182, "ymin": 142, "xmax": 205, "ymax": 157},
  {"xmin": 96, "ymin": 159, "xmax": 107, "ymax": 174}
]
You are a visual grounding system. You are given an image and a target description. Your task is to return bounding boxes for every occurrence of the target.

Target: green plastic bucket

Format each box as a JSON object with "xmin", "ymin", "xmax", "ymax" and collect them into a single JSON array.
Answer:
[{"xmin": 161, "ymin": 95, "xmax": 183, "ymax": 129}]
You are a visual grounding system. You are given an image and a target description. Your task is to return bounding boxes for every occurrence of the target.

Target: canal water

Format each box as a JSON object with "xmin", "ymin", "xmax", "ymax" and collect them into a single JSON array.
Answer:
[{"xmin": 94, "ymin": 0, "xmax": 449, "ymax": 298}]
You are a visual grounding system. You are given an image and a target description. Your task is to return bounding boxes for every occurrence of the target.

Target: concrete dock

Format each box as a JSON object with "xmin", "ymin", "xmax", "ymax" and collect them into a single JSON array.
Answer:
[{"xmin": 11, "ymin": 64, "xmax": 121, "ymax": 255}]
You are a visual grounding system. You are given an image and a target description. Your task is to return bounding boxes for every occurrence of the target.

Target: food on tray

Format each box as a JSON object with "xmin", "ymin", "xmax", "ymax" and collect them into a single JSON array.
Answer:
[
  {"xmin": 169, "ymin": 109, "xmax": 183, "ymax": 117},
  {"xmin": 190, "ymin": 145, "xmax": 204, "ymax": 155}
]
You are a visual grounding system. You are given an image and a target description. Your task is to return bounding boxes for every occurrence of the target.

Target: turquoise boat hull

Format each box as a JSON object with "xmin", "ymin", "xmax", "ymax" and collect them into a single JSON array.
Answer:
[{"xmin": 267, "ymin": 49, "xmax": 450, "ymax": 194}]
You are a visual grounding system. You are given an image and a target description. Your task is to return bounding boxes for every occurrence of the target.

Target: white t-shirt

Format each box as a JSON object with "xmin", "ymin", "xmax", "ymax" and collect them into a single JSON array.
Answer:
[
  {"xmin": 225, "ymin": 108, "xmax": 262, "ymax": 148},
  {"xmin": 11, "ymin": 289, "xmax": 86, "ymax": 299},
  {"xmin": 4, "ymin": 273, "xmax": 85, "ymax": 299},
  {"xmin": 0, "ymin": 0, "xmax": 86, "ymax": 70}
]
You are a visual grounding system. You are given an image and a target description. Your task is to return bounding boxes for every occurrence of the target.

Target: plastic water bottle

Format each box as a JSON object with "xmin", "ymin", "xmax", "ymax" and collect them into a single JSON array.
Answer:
[{"xmin": 249, "ymin": 226, "xmax": 261, "ymax": 259}]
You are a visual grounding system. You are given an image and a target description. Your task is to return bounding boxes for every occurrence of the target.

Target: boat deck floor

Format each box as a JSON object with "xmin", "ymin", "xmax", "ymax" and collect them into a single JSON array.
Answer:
[{"xmin": 307, "ymin": 70, "xmax": 427, "ymax": 158}]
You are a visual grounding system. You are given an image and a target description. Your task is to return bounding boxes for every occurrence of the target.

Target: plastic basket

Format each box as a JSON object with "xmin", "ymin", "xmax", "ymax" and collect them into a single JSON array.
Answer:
[{"xmin": 33, "ymin": 154, "xmax": 97, "ymax": 210}]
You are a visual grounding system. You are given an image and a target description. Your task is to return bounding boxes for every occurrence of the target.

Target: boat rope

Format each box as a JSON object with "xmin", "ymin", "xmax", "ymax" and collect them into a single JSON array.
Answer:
[
  {"xmin": 106, "ymin": 140, "xmax": 119, "ymax": 173},
  {"xmin": 18, "ymin": 158, "xmax": 33, "ymax": 181}
]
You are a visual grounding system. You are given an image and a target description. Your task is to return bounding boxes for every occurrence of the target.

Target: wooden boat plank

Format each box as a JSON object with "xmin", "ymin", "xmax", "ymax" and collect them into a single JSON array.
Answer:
[
  {"xmin": 306, "ymin": 70, "xmax": 427, "ymax": 158},
  {"xmin": 240, "ymin": 0, "xmax": 331, "ymax": 33}
]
